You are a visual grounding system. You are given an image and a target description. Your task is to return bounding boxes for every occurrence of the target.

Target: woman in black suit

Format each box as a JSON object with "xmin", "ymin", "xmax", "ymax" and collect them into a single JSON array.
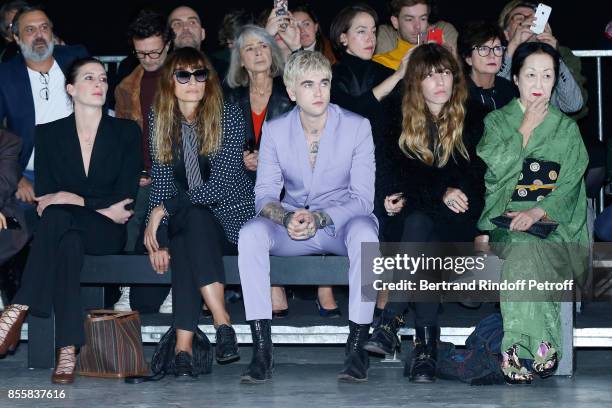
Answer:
[
  {"xmin": 0, "ymin": 57, "xmax": 141, "ymax": 384},
  {"xmin": 144, "ymin": 47, "xmax": 255, "ymax": 377}
]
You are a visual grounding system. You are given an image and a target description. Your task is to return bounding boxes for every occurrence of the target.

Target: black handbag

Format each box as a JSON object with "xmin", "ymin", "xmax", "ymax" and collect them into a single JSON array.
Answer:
[
  {"xmin": 125, "ymin": 326, "xmax": 213, "ymax": 383},
  {"xmin": 490, "ymin": 215, "xmax": 558, "ymax": 239}
]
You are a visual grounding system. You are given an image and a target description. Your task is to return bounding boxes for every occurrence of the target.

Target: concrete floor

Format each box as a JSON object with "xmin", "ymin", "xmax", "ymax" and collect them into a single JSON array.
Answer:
[{"xmin": 0, "ymin": 343, "xmax": 611, "ymax": 408}]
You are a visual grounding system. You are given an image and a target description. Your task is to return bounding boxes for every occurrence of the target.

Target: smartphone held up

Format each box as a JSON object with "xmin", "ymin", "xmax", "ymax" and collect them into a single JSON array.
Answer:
[
  {"xmin": 274, "ymin": 0, "xmax": 289, "ymax": 29},
  {"xmin": 530, "ymin": 3, "xmax": 552, "ymax": 35}
]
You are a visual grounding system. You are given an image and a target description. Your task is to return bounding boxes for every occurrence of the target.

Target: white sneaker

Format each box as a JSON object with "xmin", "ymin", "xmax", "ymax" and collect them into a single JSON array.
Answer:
[
  {"xmin": 114, "ymin": 287, "xmax": 132, "ymax": 311},
  {"xmin": 159, "ymin": 289, "xmax": 172, "ymax": 314}
]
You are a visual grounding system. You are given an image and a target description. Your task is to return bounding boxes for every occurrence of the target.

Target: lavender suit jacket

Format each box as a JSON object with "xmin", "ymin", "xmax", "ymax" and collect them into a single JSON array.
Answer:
[{"xmin": 255, "ymin": 103, "xmax": 377, "ymax": 235}]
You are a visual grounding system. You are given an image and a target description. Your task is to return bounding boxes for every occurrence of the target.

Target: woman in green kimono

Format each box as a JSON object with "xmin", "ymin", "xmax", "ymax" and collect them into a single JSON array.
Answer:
[{"xmin": 476, "ymin": 42, "xmax": 589, "ymax": 384}]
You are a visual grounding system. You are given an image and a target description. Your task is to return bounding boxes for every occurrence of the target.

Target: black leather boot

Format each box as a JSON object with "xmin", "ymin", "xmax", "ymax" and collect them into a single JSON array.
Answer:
[
  {"xmin": 405, "ymin": 326, "xmax": 439, "ymax": 383},
  {"xmin": 337, "ymin": 321, "xmax": 371, "ymax": 382},
  {"xmin": 240, "ymin": 320, "xmax": 273, "ymax": 384},
  {"xmin": 215, "ymin": 324, "xmax": 240, "ymax": 364},
  {"xmin": 363, "ymin": 309, "xmax": 404, "ymax": 355}
]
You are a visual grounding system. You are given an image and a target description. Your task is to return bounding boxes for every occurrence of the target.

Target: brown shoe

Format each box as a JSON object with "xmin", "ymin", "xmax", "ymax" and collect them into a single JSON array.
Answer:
[
  {"xmin": 51, "ymin": 346, "xmax": 76, "ymax": 384},
  {"xmin": 0, "ymin": 304, "xmax": 28, "ymax": 355}
]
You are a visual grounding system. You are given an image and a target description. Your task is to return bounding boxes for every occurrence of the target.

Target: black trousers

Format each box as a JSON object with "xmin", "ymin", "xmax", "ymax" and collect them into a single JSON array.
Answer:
[
  {"xmin": 169, "ymin": 206, "xmax": 236, "ymax": 332},
  {"xmin": 383, "ymin": 210, "xmax": 440, "ymax": 327},
  {"xmin": 13, "ymin": 205, "xmax": 125, "ymax": 347}
]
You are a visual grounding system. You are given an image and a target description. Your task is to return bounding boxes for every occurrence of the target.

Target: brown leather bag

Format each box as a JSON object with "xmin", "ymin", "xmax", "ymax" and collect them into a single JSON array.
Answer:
[{"xmin": 78, "ymin": 310, "xmax": 148, "ymax": 378}]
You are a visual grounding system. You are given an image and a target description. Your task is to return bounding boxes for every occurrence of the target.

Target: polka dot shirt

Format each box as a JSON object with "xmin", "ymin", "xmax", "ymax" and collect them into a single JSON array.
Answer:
[{"xmin": 146, "ymin": 102, "xmax": 256, "ymax": 244}]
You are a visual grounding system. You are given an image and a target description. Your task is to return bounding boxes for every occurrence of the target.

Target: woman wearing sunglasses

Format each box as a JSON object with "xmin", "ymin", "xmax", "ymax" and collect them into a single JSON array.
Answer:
[
  {"xmin": 457, "ymin": 21, "xmax": 517, "ymax": 113},
  {"xmin": 144, "ymin": 47, "xmax": 255, "ymax": 377}
]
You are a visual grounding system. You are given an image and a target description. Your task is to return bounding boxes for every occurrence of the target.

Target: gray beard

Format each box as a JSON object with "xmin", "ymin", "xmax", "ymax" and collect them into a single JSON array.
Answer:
[{"xmin": 18, "ymin": 37, "xmax": 55, "ymax": 62}]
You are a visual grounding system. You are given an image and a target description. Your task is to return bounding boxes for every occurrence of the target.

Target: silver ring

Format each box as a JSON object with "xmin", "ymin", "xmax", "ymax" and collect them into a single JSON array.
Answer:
[
  {"xmin": 387, "ymin": 211, "xmax": 395, "ymax": 217},
  {"xmin": 447, "ymin": 199, "xmax": 455, "ymax": 206}
]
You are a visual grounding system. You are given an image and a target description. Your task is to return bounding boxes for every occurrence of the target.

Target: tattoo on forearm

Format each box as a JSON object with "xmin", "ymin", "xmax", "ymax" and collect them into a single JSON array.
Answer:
[{"xmin": 260, "ymin": 202, "xmax": 289, "ymax": 225}]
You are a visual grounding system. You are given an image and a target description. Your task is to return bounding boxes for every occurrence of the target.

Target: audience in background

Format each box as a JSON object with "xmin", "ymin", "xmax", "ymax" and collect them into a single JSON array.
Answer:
[
  {"xmin": 113, "ymin": 8, "xmax": 174, "ymax": 314},
  {"xmin": 0, "ymin": 5, "xmax": 87, "ymax": 220}
]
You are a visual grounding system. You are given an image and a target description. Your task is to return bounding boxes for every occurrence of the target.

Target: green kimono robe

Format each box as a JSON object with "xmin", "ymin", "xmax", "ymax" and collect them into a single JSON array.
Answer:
[{"xmin": 477, "ymin": 98, "xmax": 589, "ymax": 359}]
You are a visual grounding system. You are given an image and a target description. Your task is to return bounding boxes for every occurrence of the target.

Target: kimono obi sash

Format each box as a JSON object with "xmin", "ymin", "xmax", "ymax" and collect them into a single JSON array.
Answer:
[{"xmin": 511, "ymin": 158, "xmax": 560, "ymax": 202}]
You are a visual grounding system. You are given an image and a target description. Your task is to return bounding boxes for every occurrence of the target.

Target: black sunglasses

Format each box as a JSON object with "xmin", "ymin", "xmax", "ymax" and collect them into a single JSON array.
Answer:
[{"xmin": 174, "ymin": 69, "xmax": 209, "ymax": 84}]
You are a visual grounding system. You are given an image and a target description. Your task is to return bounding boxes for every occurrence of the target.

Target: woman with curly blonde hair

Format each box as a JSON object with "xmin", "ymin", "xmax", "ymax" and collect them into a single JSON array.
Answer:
[{"xmin": 364, "ymin": 43, "xmax": 486, "ymax": 383}]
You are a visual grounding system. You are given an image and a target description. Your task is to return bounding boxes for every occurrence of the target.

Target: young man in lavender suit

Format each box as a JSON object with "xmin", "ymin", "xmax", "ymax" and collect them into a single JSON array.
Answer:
[{"xmin": 238, "ymin": 50, "xmax": 378, "ymax": 384}]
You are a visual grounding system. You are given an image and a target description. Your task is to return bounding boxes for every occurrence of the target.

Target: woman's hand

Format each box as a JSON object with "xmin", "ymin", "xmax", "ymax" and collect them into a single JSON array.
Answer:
[
  {"xmin": 34, "ymin": 191, "xmax": 84, "ymax": 216},
  {"xmin": 507, "ymin": 207, "xmax": 546, "ymax": 232},
  {"xmin": 243, "ymin": 150, "xmax": 259, "ymax": 172},
  {"xmin": 97, "ymin": 198, "xmax": 134, "ymax": 224},
  {"xmin": 0, "ymin": 211, "xmax": 6, "ymax": 230},
  {"xmin": 149, "ymin": 248, "xmax": 170, "ymax": 274},
  {"xmin": 144, "ymin": 205, "xmax": 165, "ymax": 253},
  {"xmin": 519, "ymin": 96, "xmax": 548, "ymax": 145},
  {"xmin": 443, "ymin": 188, "xmax": 469, "ymax": 213},
  {"xmin": 277, "ymin": 13, "xmax": 301, "ymax": 51},
  {"xmin": 384, "ymin": 193, "xmax": 405, "ymax": 216}
]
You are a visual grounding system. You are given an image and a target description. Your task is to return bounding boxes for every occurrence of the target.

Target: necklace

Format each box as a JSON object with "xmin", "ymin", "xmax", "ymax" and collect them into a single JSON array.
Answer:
[{"xmin": 250, "ymin": 80, "xmax": 271, "ymax": 97}]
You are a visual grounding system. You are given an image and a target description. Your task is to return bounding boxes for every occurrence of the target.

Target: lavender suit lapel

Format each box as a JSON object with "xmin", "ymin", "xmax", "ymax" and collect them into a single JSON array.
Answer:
[
  {"xmin": 291, "ymin": 109, "xmax": 313, "ymax": 195},
  {"xmin": 307, "ymin": 106, "xmax": 338, "ymax": 202}
]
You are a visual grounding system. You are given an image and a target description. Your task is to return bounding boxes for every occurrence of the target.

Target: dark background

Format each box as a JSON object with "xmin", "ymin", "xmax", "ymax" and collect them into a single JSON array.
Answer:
[
  {"xmin": 32, "ymin": 0, "xmax": 611, "ymax": 142},
  {"xmin": 37, "ymin": 0, "xmax": 610, "ymax": 55}
]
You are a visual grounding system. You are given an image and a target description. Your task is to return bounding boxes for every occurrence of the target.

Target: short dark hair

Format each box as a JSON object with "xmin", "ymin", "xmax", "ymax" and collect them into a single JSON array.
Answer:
[
  {"xmin": 217, "ymin": 9, "xmax": 254, "ymax": 47},
  {"xmin": 457, "ymin": 21, "xmax": 506, "ymax": 73},
  {"xmin": 127, "ymin": 9, "xmax": 173, "ymax": 44},
  {"xmin": 389, "ymin": 0, "xmax": 430, "ymax": 17},
  {"xmin": 511, "ymin": 41, "xmax": 560, "ymax": 86},
  {"xmin": 65, "ymin": 57, "xmax": 105, "ymax": 87},
  {"xmin": 11, "ymin": 4, "xmax": 51, "ymax": 37},
  {"xmin": 329, "ymin": 3, "xmax": 378, "ymax": 52},
  {"xmin": 0, "ymin": 0, "xmax": 28, "ymax": 38}
]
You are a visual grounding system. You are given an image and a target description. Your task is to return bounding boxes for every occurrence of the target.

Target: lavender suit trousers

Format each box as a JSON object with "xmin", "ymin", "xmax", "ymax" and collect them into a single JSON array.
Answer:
[{"xmin": 238, "ymin": 215, "xmax": 378, "ymax": 324}]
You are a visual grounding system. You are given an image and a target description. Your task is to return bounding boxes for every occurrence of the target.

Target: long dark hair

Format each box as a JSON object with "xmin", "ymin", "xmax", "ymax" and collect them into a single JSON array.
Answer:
[{"xmin": 152, "ymin": 47, "xmax": 224, "ymax": 164}]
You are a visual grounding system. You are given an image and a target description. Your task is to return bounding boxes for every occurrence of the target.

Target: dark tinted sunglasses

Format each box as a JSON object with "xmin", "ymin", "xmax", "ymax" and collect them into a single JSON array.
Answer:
[{"xmin": 174, "ymin": 68, "xmax": 209, "ymax": 84}]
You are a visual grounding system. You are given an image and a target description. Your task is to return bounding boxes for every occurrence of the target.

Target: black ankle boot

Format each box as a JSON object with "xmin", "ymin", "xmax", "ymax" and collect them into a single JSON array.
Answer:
[
  {"xmin": 405, "ymin": 326, "xmax": 439, "ymax": 383},
  {"xmin": 215, "ymin": 324, "xmax": 240, "ymax": 364},
  {"xmin": 240, "ymin": 320, "xmax": 273, "ymax": 384},
  {"xmin": 338, "ymin": 321, "xmax": 371, "ymax": 382},
  {"xmin": 363, "ymin": 310, "xmax": 404, "ymax": 355}
]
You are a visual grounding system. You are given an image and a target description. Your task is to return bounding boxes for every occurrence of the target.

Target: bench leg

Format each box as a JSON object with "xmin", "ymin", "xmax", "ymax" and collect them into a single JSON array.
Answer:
[
  {"xmin": 27, "ymin": 313, "xmax": 55, "ymax": 369},
  {"xmin": 556, "ymin": 301, "xmax": 574, "ymax": 376}
]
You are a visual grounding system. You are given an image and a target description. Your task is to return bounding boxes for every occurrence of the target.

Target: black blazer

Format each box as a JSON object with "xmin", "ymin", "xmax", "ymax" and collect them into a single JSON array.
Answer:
[
  {"xmin": 34, "ymin": 114, "xmax": 142, "ymax": 210},
  {"xmin": 223, "ymin": 76, "xmax": 293, "ymax": 152}
]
